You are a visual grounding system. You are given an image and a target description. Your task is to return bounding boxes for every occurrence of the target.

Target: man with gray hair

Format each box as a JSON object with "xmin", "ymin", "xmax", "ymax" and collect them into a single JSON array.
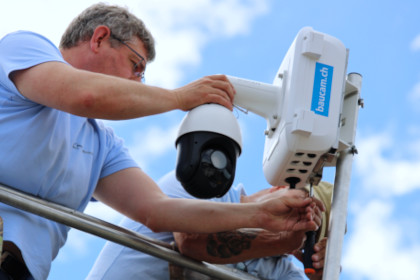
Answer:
[{"xmin": 0, "ymin": 3, "xmax": 323, "ymax": 280}]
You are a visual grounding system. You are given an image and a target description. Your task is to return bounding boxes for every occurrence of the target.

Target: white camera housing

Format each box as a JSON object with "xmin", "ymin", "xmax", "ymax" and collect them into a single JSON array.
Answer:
[{"xmin": 228, "ymin": 27, "xmax": 347, "ymax": 187}]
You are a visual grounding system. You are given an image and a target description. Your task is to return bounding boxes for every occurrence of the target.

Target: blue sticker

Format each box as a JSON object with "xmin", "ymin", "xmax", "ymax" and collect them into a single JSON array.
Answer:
[{"xmin": 311, "ymin": 62, "xmax": 333, "ymax": 117}]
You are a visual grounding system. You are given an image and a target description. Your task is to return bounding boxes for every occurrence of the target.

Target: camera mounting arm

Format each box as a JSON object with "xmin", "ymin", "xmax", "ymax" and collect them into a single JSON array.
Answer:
[{"xmin": 227, "ymin": 76, "xmax": 283, "ymax": 136}]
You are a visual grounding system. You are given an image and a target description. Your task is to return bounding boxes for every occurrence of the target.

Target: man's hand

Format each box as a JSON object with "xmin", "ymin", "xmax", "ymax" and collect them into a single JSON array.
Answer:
[
  {"xmin": 256, "ymin": 189, "xmax": 325, "ymax": 233},
  {"xmin": 172, "ymin": 74, "xmax": 235, "ymax": 111}
]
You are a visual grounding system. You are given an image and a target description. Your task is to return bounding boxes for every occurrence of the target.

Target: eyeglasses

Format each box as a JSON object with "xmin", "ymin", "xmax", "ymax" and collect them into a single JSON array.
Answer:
[{"xmin": 111, "ymin": 34, "xmax": 146, "ymax": 81}]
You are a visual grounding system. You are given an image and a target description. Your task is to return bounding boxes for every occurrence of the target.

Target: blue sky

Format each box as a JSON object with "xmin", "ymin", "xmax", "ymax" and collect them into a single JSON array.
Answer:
[{"xmin": 1, "ymin": 0, "xmax": 420, "ymax": 279}]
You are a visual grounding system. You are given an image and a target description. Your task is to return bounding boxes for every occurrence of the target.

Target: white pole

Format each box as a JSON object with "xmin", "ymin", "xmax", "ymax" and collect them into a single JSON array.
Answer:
[
  {"xmin": 323, "ymin": 73, "xmax": 362, "ymax": 280},
  {"xmin": 323, "ymin": 148, "xmax": 354, "ymax": 279}
]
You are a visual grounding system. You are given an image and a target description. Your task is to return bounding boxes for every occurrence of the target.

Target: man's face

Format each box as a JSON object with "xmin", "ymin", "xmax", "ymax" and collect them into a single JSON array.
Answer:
[{"xmin": 98, "ymin": 36, "xmax": 148, "ymax": 82}]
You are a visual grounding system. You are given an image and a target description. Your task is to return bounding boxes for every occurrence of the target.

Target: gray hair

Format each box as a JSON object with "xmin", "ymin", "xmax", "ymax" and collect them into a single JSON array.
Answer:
[{"xmin": 59, "ymin": 3, "xmax": 155, "ymax": 62}]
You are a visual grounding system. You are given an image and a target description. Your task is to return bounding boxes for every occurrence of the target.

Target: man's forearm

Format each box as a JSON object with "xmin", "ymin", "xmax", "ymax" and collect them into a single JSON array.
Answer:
[
  {"xmin": 174, "ymin": 229, "xmax": 306, "ymax": 264},
  {"xmin": 12, "ymin": 62, "xmax": 235, "ymax": 120},
  {"xmin": 11, "ymin": 62, "xmax": 177, "ymax": 120}
]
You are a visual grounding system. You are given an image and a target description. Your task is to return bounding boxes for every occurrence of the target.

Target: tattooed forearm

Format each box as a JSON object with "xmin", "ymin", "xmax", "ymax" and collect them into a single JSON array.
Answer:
[{"xmin": 206, "ymin": 230, "xmax": 258, "ymax": 258}]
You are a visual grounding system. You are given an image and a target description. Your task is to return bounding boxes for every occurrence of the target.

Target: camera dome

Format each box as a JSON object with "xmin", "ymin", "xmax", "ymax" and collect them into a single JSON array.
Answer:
[{"xmin": 175, "ymin": 104, "xmax": 242, "ymax": 198}]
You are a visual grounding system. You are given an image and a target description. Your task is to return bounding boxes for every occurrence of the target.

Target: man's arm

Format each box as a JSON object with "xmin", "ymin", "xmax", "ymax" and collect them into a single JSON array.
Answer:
[
  {"xmin": 93, "ymin": 168, "xmax": 323, "ymax": 234},
  {"xmin": 172, "ymin": 186, "xmax": 323, "ymax": 263},
  {"xmin": 10, "ymin": 62, "xmax": 235, "ymax": 120},
  {"xmin": 173, "ymin": 229, "xmax": 307, "ymax": 264}
]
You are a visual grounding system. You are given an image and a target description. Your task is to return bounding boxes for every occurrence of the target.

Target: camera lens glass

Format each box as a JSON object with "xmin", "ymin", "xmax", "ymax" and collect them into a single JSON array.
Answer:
[
  {"xmin": 210, "ymin": 150, "xmax": 227, "ymax": 169},
  {"xmin": 200, "ymin": 149, "xmax": 232, "ymax": 189}
]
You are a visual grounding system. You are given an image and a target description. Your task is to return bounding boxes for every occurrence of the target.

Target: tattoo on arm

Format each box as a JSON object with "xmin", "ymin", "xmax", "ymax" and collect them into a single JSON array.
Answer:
[{"xmin": 206, "ymin": 230, "xmax": 258, "ymax": 258}]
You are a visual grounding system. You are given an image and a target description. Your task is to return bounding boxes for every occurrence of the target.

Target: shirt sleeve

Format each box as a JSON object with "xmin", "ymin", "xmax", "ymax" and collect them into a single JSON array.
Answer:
[
  {"xmin": 0, "ymin": 31, "xmax": 66, "ymax": 98},
  {"xmin": 98, "ymin": 122, "xmax": 139, "ymax": 179}
]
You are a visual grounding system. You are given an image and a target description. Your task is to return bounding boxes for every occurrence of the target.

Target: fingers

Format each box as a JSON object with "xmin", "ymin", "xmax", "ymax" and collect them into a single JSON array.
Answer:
[
  {"xmin": 299, "ymin": 201, "xmax": 322, "ymax": 230},
  {"xmin": 206, "ymin": 74, "xmax": 236, "ymax": 104},
  {"xmin": 312, "ymin": 196, "xmax": 326, "ymax": 212},
  {"xmin": 312, "ymin": 237, "xmax": 327, "ymax": 269},
  {"xmin": 174, "ymin": 74, "xmax": 236, "ymax": 111},
  {"xmin": 283, "ymin": 189, "xmax": 313, "ymax": 207},
  {"xmin": 260, "ymin": 190, "xmax": 323, "ymax": 232},
  {"xmin": 310, "ymin": 203, "xmax": 323, "ymax": 228},
  {"xmin": 279, "ymin": 193, "xmax": 320, "ymax": 232},
  {"xmin": 286, "ymin": 189, "xmax": 325, "ymax": 212},
  {"xmin": 312, "ymin": 257, "xmax": 325, "ymax": 270},
  {"xmin": 203, "ymin": 76, "xmax": 235, "ymax": 110}
]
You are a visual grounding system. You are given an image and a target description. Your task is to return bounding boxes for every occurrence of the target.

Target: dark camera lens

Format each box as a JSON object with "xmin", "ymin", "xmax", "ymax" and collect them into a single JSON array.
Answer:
[
  {"xmin": 176, "ymin": 131, "xmax": 241, "ymax": 199},
  {"xmin": 200, "ymin": 149, "xmax": 232, "ymax": 191}
]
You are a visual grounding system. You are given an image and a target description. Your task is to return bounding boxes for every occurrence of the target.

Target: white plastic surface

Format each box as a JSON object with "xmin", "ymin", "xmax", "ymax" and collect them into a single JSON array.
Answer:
[
  {"xmin": 226, "ymin": 75, "xmax": 282, "ymax": 131},
  {"xmin": 262, "ymin": 27, "xmax": 347, "ymax": 187},
  {"xmin": 177, "ymin": 103, "xmax": 243, "ymax": 149}
]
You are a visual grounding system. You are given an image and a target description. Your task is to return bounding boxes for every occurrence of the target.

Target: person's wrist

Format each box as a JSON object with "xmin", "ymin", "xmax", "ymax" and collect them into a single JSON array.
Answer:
[
  {"xmin": 250, "ymin": 202, "xmax": 268, "ymax": 230},
  {"xmin": 279, "ymin": 230, "xmax": 306, "ymax": 253}
]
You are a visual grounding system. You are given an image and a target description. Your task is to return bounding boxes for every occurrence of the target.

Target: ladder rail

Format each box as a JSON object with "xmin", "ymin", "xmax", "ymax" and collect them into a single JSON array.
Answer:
[{"xmin": 0, "ymin": 182, "xmax": 259, "ymax": 280}]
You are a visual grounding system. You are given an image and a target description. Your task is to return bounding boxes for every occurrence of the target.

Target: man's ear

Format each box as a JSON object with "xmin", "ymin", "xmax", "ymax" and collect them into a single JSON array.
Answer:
[{"xmin": 90, "ymin": 25, "xmax": 112, "ymax": 53}]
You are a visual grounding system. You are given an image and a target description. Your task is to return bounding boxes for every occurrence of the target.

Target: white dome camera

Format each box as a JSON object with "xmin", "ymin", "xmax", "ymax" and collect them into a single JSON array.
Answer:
[{"xmin": 175, "ymin": 104, "xmax": 242, "ymax": 199}]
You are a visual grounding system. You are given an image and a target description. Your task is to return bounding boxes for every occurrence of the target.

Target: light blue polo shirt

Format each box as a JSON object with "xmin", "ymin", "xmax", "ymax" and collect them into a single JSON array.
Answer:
[{"xmin": 0, "ymin": 31, "xmax": 138, "ymax": 280}]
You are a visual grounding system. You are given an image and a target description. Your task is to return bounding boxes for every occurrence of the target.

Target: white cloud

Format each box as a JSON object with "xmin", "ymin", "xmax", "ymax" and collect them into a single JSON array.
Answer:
[
  {"xmin": 342, "ymin": 131, "xmax": 420, "ymax": 279},
  {"xmin": 343, "ymin": 200, "xmax": 420, "ymax": 279},
  {"xmin": 408, "ymin": 81, "xmax": 420, "ymax": 103},
  {"xmin": 132, "ymin": 0, "xmax": 268, "ymax": 37},
  {"xmin": 127, "ymin": 122, "xmax": 179, "ymax": 169},
  {"xmin": 135, "ymin": 0, "xmax": 269, "ymax": 88},
  {"xmin": 354, "ymin": 133, "xmax": 420, "ymax": 197},
  {"xmin": 0, "ymin": 0, "xmax": 95, "ymax": 43},
  {"xmin": 84, "ymin": 200, "xmax": 125, "ymax": 224},
  {"xmin": 410, "ymin": 33, "xmax": 420, "ymax": 52}
]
